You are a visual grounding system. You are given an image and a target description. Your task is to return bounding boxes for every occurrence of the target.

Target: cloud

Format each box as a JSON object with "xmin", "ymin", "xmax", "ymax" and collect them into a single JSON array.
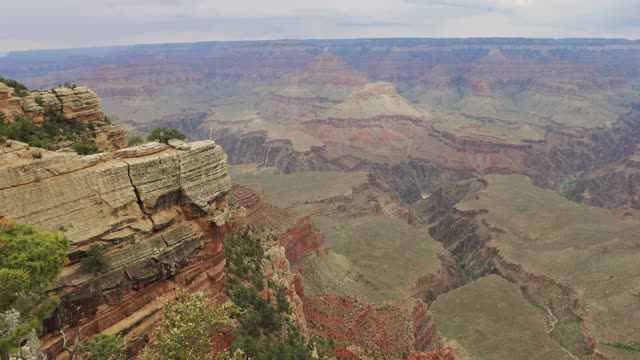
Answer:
[
  {"xmin": 0, "ymin": 0, "xmax": 638, "ymax": 52},
  {"xmin": 427, "ymin": 0, "xmax": 532, "ymax": 12}
]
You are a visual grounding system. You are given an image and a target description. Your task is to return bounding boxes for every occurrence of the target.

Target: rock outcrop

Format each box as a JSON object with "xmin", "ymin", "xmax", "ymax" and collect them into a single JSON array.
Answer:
[
  {"xmin": 0, "ymin": 83, "xmax": 127, "ymax": 152},
  {"xmin": 263, "ymin": 246, "xmax": 309, "ymax": 336},
  {"xmin": 0, "ymin": 83, "xmax": 12, "ymax": 108},
  {"xmin": 279, "ymin": 216, "xmax": 326, "ymax": 265},
  {"xmin": 1, "ymin": 86, "xmax": 104, "ymax": 124},
  {"xmin": 0, "ymin": 139, "xmax": 232, "ymax": 358},
  {"xmin": 51, "ymin": 86, "xmax": 103, "ymax": 123},
  {"xmin": 94, "ymin": 126, "xmax": 128, "ymax": 153}
]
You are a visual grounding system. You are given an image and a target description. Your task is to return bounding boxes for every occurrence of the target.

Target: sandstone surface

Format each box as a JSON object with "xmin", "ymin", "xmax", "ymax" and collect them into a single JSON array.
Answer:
[{"xmin": 0, "ymin": 139, "xmax": 232, "ymax": 358}]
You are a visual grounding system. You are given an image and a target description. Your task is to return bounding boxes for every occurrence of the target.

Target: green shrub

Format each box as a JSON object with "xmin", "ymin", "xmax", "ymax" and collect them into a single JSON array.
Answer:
[
  {"xmin": 59, "ymin": 82, "xmax": 76, "ymax": 89},
  {"xmin": 147, "ymin": 127, "xmax": 186, "ymax": 144},
  {"xmin": 559, "ymin": 179, "xmax": 576, "ymax": 198},
  {"xmin": 0, "ymin": 115, "xmax": 50, "ymax": 148},
  {"xmin": 72, "ymin": 139, "xmax": 98, "ymax": 155},
  {"xmin": 252, "ymin": 274, "xmax": 264, "ymax": 291},
  {"xmin": 0, "ymin": 221, "xmax": 69, "ymax": 357},
  {"xmin": 128, "ymin": 135, "xmax": 144, "ymax": 147},
  {"xmin": 223, "ymin": 229, "xmax": 321, "ymax": 359},
  {"xmin": 17, "ymin": 119, "xmax": 49, "ymax": 147},
  {"xmin": 602, "ymin": 341, "xmax": 640, "ymax": 352},
  {"xmin": 275, "ymin": 283, "xmax": 291, "ymax": 314},
  {"xmin": 141, "ymin": 290, "xmax": 238, "ymax": 360},
  {"xmin": 80, "ymin": 334, "xmax": 125, "ymax": 360},
  {"xmin": 31, "ymin": 150, "xmax": 42, "ymax": 159},
  {"xmin": 231, "ymin": 332, "xmax": 313, "ymax": 360},
  {"xmin": 0, "ymin": 107, "xmax": 98, "ymax": 151},
  {"xmin": 81, "ymin": 244, "xmax": 109, "ymax": 275},
  {"xmin": 0, "ymin": 76, "xmax": 29, "ymax": 97}
]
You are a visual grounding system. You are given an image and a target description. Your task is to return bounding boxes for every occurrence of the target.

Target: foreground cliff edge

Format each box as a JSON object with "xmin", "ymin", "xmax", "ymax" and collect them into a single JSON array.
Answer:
[{"xmin": 0, "ymin": 139, "xmax": 233, "ymax": 357}]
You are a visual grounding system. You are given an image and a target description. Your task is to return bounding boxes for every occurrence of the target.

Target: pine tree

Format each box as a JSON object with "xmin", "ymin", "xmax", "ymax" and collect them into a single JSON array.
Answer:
[{"xmin": 0, "ymin": 220, "xmax": 69, "ymax": 359}]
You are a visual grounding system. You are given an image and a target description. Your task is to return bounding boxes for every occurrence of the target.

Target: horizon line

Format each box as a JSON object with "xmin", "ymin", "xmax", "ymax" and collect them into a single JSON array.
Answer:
[{"xmin": 4, "ymin": 36, "xmax": 639, "ymax": 54}]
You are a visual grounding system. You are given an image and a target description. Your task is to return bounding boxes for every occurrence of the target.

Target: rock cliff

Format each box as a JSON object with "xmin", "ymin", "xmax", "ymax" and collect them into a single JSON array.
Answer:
[
  {"xmin": 0, "ymin": 82, "xmax": 126, "ymax": 152},
  {"xmin": 279, "ymin": 216, "xmax": 327, "ymax": 265},
  {"xmin": 0, "ymin": 139, "xmax": 232, "ymax": 358},
  {"xmin": 1, "ymin": 85, "xmax": 103, "ymax": 124}
]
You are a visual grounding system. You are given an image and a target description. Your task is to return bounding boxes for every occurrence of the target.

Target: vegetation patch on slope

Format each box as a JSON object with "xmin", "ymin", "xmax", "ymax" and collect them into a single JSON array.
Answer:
[
  {"xmin": 224, "ymin": 228, "xmax": 327, "ymax": 359},
  {"xmin": 601, "ymin": 341, "xmax": 640, "ymax": 353},
  {"xmin": 0, "ymin": 111, "xmax": 98, "ymax": 154}
]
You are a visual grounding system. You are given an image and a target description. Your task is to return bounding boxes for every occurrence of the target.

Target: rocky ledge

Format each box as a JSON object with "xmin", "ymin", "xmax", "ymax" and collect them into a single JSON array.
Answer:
[
  {"xmin": 0, "ymin": 139, "xmax": 232, "ymax": 358},
  {"xmin": 0, "ymin": 84, "xmax": 104, "ymax": 124},
  {"xmin": 0, "ymin": 83, "xmax": 127, "ymax": 153}
]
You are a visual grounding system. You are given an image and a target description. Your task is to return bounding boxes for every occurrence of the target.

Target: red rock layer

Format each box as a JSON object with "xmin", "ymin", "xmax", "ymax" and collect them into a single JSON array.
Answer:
[
  {"xmin": 407, "ymin": 350, "xmax": 455, "ymax": 360},
  {"xmin": 303, "ymin": 294, "xmax": 434, "ymax": 357},
  {"xmin": 228, "ymin": 184, "xmax": 292, "ymax": 234},
  {"xmin": 40, "ymin": 215, "xmax": 236, "ymax": 359},
  {"xmin": 333, "ymin": 348, "xmax": 358, "ymax": 359},
  {"xmin": 279, "ymin": 215, "xmax": 326, "ymax": 264},
  {"xmin": 412, "ymin": 302, "xmax": 440, "ymax": 352}
]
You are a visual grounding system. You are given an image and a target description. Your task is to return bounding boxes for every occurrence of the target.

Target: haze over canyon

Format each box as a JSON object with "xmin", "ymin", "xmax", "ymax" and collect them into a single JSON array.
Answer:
[{"xmin": 1, "ymin": 36, "xmax": 640, "ymax": 359}]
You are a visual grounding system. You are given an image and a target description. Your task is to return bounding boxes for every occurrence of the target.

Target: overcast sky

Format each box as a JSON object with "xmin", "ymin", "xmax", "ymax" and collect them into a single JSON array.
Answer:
[{"xmin": 1, "ymin": 0, "xmax": 639, "ymax": 52}]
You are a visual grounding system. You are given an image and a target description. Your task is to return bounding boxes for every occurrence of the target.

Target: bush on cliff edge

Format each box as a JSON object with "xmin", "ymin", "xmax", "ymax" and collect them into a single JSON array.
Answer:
[
  {"xmin": 81, "ymin": 244, "xmax": 110, "ymax": 275},
  {"xmin": 0, "ymin": 219, "xmax": 69, "ymax": 359},
  {"xmin": 140, "ymin": 290, "xmax": 239, "ymax": 360},
  {"xmin": 127, "ymin": 135, "xmax": 144, "ymax": 147},
  {"xmin": 146, "ymin": 127, "xmax": 186, "ymax": 144}
]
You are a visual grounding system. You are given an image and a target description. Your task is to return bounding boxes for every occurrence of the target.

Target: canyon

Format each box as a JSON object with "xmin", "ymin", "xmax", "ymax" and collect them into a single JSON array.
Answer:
[{"xmin": 1, "ymin": 38, "xmax": 640, "ymax": 359}]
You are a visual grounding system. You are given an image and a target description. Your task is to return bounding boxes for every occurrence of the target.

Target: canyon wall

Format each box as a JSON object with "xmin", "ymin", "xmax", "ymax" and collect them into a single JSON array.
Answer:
[
  {"xmin": 0, "ymin": 139, "xmax": 232, "ymax": 358},
  {"xmin": 412, "ymin": 179, "xmax": 596, "ymax": 359}
]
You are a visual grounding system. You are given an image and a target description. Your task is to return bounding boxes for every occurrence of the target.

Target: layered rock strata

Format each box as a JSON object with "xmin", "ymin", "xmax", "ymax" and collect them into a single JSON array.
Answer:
[
  {"xmin": 1, "ymin": 86, "xmax": 103, "ymax": 124},
  {"xmin": 279, "ymin": 216, "xmax": 327, "ymax": 265},
  {"xmin": 0, "ymin": 84, "xmax": 126, "ymax": 152},
  {"xmin": 0, "ymin": 139, "xmax": 232, "ymax": 358},
  {"xmin": 52, "ymin": 86, "xmax": 103, "ymax": 123},
  {"xmin": 0, "ymin": 83, "xmax": 12, "ymax": 108}
]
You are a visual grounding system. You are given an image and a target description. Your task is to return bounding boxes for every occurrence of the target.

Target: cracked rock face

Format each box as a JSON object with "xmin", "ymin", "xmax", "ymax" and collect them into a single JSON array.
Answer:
[
  {"xmin": 0, "ymin": 139, "xmax": 232, "ymax": 358},
  {"xmin": 0, "ymin": 140, "xmax": 230, "ymax": 245}
]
